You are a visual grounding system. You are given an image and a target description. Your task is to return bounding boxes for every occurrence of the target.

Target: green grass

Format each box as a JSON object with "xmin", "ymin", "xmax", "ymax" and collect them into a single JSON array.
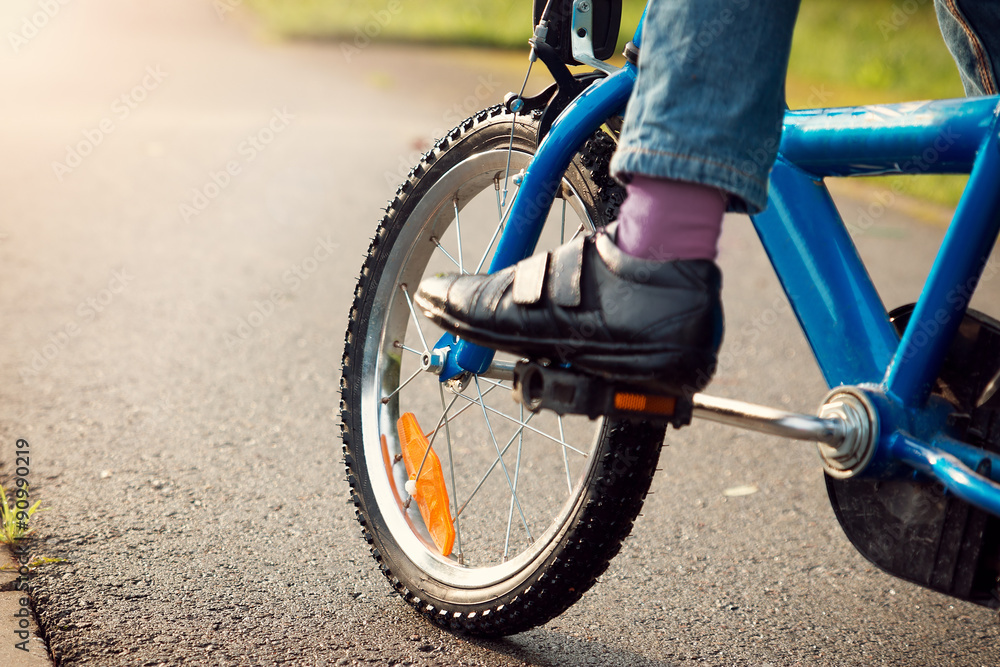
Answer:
[
  {"xmin": 0, "ymin": 557, "xmax": 66, "ymax": 571},
  {"xmin": 244, "ymin": 0, "xmax": 531, "ymax": 47},
  {"xmin": 243, "ymin": 1, "xmax": 642, "ymax": 52},
  {"xmin": 787, "ymin": 0, "xmax": 963, "ymax": 105},
  {"xmin": 785, "ymin": 1, "xmax": 968, "ymax": 209},
  {"xmin": 246, "ymin": 0, "xmax": 962, "ymax": 101},
  {"xmin": 246, "ymin": 0, "xmax": 968, "ymax": 207},
  {"xmin": 0, "ymin": 483, "xmax": 42, "ymax": 545}
]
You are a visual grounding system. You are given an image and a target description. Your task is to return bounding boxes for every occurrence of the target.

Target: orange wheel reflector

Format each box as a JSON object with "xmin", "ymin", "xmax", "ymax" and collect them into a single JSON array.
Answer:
[
  {"xmin": 397, "ymin": 412, "xmax": 455, "ymax": 556},
  {"xmin": 613, "ymin": 391, "xmax": 677, "ymax": 416}
]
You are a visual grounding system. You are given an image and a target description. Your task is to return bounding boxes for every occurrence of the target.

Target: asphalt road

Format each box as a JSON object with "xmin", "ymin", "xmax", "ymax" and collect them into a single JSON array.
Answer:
[{"xmin": 2, "ymin": 0, "xmax": 1000, "ymax": 665}]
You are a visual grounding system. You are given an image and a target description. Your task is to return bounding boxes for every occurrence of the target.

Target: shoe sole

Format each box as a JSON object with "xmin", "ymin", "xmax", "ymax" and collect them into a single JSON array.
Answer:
[{"xmin": 417, "ymin": 298, "xmax": 716, "ymax": 395}]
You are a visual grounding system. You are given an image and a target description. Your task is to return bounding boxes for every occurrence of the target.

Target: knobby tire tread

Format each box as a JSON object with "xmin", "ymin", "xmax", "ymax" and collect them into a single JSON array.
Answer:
[{"xmin": 340, "ymin": 105, "xmax": 665, "ymax": 636}]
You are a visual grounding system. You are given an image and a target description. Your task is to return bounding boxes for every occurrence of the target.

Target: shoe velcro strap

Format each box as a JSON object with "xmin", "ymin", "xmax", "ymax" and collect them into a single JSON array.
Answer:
[
  {"xmin": 511, "ymin": 234, "xmax": 586, "ymax": 307},
  {"xmin": 549, "ymin": 234, "xmax": 585, "ymax": 307},
  {"xmin": 512, "ymin": 252, "xmax": 549, "ymax": 305}
]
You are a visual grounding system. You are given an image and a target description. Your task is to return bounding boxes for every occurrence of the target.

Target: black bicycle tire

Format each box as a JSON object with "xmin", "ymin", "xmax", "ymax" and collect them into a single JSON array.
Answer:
[{"xmin": 340, "ymin": 105, "xmax": 665, "ymax": 636}]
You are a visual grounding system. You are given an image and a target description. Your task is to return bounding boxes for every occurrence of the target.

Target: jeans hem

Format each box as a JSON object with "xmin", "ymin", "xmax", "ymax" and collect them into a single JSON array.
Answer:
[{"xmin": 611, "ymin": 146, "xmax": 769, "ymax": 215}]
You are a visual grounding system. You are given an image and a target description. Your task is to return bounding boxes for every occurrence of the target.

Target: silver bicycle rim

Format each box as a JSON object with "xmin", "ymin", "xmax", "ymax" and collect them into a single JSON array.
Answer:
[{"xmin": 359, "ymin": 144, "xmax": 608, "ymax": 588}]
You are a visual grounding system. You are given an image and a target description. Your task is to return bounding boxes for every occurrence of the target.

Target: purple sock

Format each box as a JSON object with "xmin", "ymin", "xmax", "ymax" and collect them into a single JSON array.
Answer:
[{"xmin": 615, "ymin": 175, "xmax": 726, "ymax": 261}]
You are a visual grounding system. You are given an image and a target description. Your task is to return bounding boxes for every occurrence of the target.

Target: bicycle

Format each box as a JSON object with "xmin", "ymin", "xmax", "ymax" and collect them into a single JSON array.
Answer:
[{"xmin": 340, "ymin": 0, "xmax": 1000, "ymax": 636}]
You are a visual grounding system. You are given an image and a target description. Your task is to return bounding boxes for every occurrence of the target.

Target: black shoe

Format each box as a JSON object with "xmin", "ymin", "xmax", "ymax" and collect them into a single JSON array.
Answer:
[{"xmin": 415, "ymin": 224, "xmax": 724, "ymax": 394}]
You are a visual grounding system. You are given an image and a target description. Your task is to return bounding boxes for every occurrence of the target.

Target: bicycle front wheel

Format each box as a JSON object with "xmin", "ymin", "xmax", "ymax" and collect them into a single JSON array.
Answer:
[{"xmin": 341, "ymin": 106, "xmax": 665, "ymax": 636}]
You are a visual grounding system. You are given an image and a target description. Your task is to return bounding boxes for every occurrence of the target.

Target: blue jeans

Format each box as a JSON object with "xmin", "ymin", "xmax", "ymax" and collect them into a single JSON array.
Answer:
[{"xmin": 610, "ymin": 0, "xmax": 1000, "ymax": 215}]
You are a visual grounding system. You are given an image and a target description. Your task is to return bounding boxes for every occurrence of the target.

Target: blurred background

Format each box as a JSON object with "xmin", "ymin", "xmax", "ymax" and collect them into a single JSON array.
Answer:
[
  {"xmin": 246, "ymin": 0, "xmax": 968, "ymax": 207},
  {"xmin": 247, "ymin": 0, "xmax": 956, "ymax": 95}
]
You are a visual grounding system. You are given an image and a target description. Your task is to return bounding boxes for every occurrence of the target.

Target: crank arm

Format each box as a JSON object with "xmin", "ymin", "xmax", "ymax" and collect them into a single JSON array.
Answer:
[{"xmin": 510, "ymin": 361, "xmax": 871, "ymax": 469}]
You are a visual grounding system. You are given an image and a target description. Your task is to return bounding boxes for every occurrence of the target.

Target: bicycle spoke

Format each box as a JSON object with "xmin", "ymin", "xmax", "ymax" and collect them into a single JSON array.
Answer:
[
  {"xmin": 381, "ymin": 365, "xmax": 425, "ymax": 405},
  {"xmin": 504, "ymin": 404, "xmax": 527, "ymax": 560},
  {"xmin": 494, "ymin": 175, "xmax": 503, "ymax": 224},
  {"xmin": 474, "ymin": 378, "xmax": 532, "ymax": 542},
  {"xmin": 474, "ymin": 214, "xmax": 507, "ymax": 274},
  {"xmin": 486, "ymin": 183, "xmax": 581, "ymax": 273},
  {"xmin": 476, "ymin": 171, "xmax": 530, "ymax": 274},
  {"xmin": 393, "ymin": 340, "xmax": 425, "ymax": 357},
  {"xmin": 429, "ymin": 236, "xmax": 464, "ymax": 273},
  {"xmin": 461, "ymin": 377, "xmax": 588, "ymax": 458},
  {"xmin": 439, "ymin": 383, "xmax": 464, "ymax": 564},
  {"xmin": 558, "ymin": 415, "xmax": 572, "ymax": 494},
  {"xmin": 455, "ymin": 410, "xmax": 537, "ymax": 519},
  {"xmin": 452, "ymin": 389, "xmax": 589, "ymax": 457},
  {"xmin": 453, "ymin": 198, "xmax": 465, "ymax": 274},
  {"xmin": 399, "ymin": 283, "xmax": 430, "ymax": 354},
  {"xmin": 424, "ymin": 381, "xmax": 500, "ymax": 439},
  {"xmin": 410, "ymin": 391, "xmax": 461, "ymax": 492}
]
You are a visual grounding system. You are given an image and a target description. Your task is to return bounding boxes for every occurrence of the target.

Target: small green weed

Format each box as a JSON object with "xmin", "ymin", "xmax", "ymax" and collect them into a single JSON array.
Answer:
[
  {"xmin": 0, "ymin": 483, "xmax": 43, "ymax": 545},
  {"xmin": 0, "ymin": 557, "xmax": 67, "ymax": 572}
]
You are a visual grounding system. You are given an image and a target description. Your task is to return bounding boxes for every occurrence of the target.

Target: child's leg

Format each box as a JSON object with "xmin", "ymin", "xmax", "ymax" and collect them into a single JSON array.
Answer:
[
  {"xmin": 611, "ymin": 0, "xmax": 803, "ymax": 218},
  {"xmin": 615, "ymin": 176, "xmax": 726, "ymax": 261}
]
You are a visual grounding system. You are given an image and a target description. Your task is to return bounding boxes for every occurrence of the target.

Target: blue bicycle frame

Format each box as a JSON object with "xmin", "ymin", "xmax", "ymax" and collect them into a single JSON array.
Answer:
[{"xmin": 435, "ymin": 12, "xmax": 1000, "ymax": 519}]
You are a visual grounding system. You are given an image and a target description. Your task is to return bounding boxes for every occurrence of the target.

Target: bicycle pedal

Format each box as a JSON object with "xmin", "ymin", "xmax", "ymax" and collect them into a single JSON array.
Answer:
[{"xmin": 512, "ymin": 361, "xmax": 692, "ymax": 428}]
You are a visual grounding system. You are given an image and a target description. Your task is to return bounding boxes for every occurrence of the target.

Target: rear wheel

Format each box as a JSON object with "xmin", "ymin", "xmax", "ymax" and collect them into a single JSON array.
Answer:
[{"xmin": 340, "ymin": 106, "xmax": 666, "ymax": 636}]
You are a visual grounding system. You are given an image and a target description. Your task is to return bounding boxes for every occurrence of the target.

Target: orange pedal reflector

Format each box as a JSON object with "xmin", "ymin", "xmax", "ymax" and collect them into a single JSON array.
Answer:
[
  {"xmin": 397, "ymin": 412, "xmax": 455, "ymax": 556},
  {"xmin": 614, "ymin": 391, "xmax": 677, "ymax": 416}
]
